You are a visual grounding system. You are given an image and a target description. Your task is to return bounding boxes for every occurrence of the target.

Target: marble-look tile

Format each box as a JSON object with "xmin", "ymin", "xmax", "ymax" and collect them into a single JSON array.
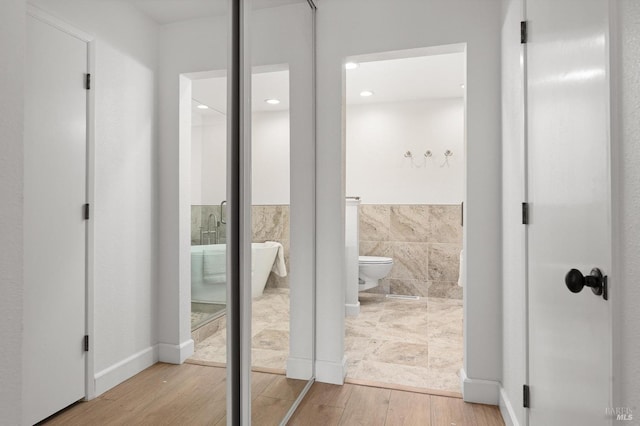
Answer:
[
  {"xmin": 252, "ymin": 205, "xmax": 285, "ymax": 241},
  {"xmin": 345, "ymin": 341, "xmax": 364, "ymax": 375},
  {"xmin": 389, "ymin": 279, "xmax": 430, "ymax": 297},
  {"xmin": 389, "ymin": 242, "xmax": 429, "ymax": 280},
  {"xmin": 389, "ymin": 205, "xmax": 429, "ymax": 242},
  {"xmin": 427, "ymin": 281, "xmax": 463, "ymax": 299},
  {"xmin": 191, "ymin": 206, "xmax": 202, "ymax": 245},
  {"xmin": 252, "ymin": 329, "xmax": 289, "ymax": 351},
  {"xmin": 359, "ymin": 241, "xmax": 392, "ymax": 258},
  {"xmin": 281, "ymin": 206, "xmax": 290, "ymax": 241},
  {"xmin": 362, "ymin": 278, "xmax": 390, "ymax": 295},
  {"xmin": 191, "ymin": 315, "xmax": 223, "ymax": 345},
  {"xmin": 428, "ymin": 205, "xmax": 462, "ymax": 244},
  {"xmin": 428, "ymin": 348, "xmax": 463, "ymax": 371},
  {"xmin": 376, "ymin": 315, "xmax": 428, "ymax": 345},
  {"xmin": 351, "ymin": 360, "xmax": 432, "ymax": 389},
  {"xmin": 359, "ymin": 205, "xmax": 390, "ymax": 241},
  {"xmin": 383, "ymin": 297, "xmax": 428, "ymax": 312},
  {"xmin": 364, "ymin": 340, "xmax": 429, "ymax": 367},
  {"xmin": 421, "ymin": 368, "xmax": 462, "ymax": 392},
  {"xmin": 346, "ymin": 314, "xmax": 382, "ymax": 339},
  {"xmin": 357, "ymin": 293, "xmax": 387, "ymax": 314},
  {"xmin": 427, "ymin": 244, "xmax": 461, "ymax": 282},
  {"xmin": 251, "ymin": 349, "xmax": 288, "ymax": 370}
]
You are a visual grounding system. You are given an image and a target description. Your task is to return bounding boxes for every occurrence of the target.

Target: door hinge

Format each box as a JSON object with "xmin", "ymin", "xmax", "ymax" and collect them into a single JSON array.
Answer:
[
  {"xmin": 522, "ymin": 202, "xmax": 529, "ymax": 224},
  {"xmin": 461, "ymin": 201, "xmax": 464, "ymax": 227},
  {"xmin": 523, "ymin": 384, "xmax": 530, "ymax": 408},
  {"xmin": 84, "ymin": 335, "xmax": 89, "ymax": 352},
  {"xmin": 83, "ymin": 203, "xmax": 90, "ymax": 220},
  {"xmin": 521, "ymin": 21, "xmax": 528, "ymax": 44},
  {"xmin": 85, "ymin": 73, "xmax": 91, "ymax": 90}
]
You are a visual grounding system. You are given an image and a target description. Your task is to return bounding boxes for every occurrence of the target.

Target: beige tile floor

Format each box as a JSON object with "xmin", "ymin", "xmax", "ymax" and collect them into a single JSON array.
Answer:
[
  {"xmin": 190, "ymin": 289, "xmax": 463, "ymax": 393},
  {"xmin": 190, "ymin": 288, "xmax": 291, "ymax": 370},
  {"xmin": 346, "ymin": 293, "xmax": 463, "ymax": 392}
]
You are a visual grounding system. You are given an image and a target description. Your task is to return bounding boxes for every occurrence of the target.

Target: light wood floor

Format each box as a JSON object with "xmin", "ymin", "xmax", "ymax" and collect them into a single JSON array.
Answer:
[
  {"xmin": 290, "ymin": 382, "xmax": 504, "ymax": 426},
  {"xmin": 42, "ymin": 363, "xmax": 504, "ymax": 426}
]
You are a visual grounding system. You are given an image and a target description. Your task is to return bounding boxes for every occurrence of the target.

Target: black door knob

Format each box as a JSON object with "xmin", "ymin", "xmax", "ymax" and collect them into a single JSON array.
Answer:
[{"xmin": 564, "ymin": 268, "xmax": 607, "ymax": 300}]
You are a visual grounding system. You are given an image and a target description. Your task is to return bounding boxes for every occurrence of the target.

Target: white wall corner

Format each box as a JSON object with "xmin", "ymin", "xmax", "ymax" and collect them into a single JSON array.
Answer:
[
  {"xmin": 345, "ymin": 302, "xmax": 360, "ymax": 317},
  {"xmin": 158, "ymin": 339, "xmax": 194, "ymax": 365},
  {"xmin": 460, "ymin": 368, "xmax": 500, "ymax": 405},
  {"xmin": 286, "ymin": 356, "xmax": 313, "ymax": 380},
  {"xmin": 315, "ymin": 356, "xmax": 347, "ymax": 385},
  {"xmin": 94, "ymin": 345, "xmax": 159, "ymax": 397},
  {"xmin": 499, "ymin": 386, "xmax": 520, "ymax": 426}
]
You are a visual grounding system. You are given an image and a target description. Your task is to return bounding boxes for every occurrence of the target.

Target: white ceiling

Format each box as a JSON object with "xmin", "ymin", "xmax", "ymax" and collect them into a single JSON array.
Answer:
[
  {"xmin": 118, "ymin": 0, "xmax": 303, "ymax": 25},
  {"xmin": 346, "ymin": 52, "xmax": 465, "ymax": 105},
  {"xmin": 191, "ymin": 52, "xmax": 465, "ymax": 117},
  {"xmin": 192, "ymin": 69, "xmax": 290, "ymax": 116}
]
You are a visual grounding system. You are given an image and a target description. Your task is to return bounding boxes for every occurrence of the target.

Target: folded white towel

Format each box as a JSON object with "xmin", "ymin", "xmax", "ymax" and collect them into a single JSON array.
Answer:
[
  {"xmin": 266, "ymin": 241, "xmax": 287, "ymax": 277},
  {"xmin": 203, "ymin": 248, "xmax": 226, "ymax": 283}
]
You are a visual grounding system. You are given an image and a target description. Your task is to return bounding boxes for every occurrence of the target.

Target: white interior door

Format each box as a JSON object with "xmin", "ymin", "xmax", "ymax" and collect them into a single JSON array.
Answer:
[
  {"xmin": 23, "ymin": 14, "xmax": 88, "ymax": 425},
  {"xmin": 527, "ymin": 0, "xmax": 612, "ymax": 425}
]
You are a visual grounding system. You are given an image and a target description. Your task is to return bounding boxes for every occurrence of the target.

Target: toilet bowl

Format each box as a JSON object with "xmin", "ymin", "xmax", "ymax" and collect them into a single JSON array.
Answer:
[{"xmin": 358, "ymin": 256, "xmax": 393, "ymax": 291}]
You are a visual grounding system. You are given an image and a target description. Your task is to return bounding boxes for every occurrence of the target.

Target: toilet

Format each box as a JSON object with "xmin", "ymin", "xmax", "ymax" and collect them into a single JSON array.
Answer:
[{"xmin": 358, "ymin": 256, "xmax": 393, "ymax": 291}]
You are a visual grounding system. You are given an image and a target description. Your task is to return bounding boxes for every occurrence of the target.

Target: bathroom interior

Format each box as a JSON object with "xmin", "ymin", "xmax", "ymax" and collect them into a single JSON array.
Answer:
[
  {"xmin": 188, "ymin": 67, "xmax": 296, "ymax": 373},
  {"xmin": 344, "ymin": 50, "xmax": 466, "ymax": 392},
  {"xmin": 188, "ymin": 47, "xmax": 467, "ymax": 393}
]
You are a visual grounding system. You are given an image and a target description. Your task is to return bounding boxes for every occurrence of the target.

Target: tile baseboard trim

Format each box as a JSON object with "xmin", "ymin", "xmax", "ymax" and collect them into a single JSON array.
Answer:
[
  {"xmin": 345, "ymin": 302, "xmax": 360, "ymax": 317},
  {"xmin": 460, "ymin": 368, "xmax": 500, "ymax": 405},
  {"xmin": 94, "ymin": 345, "xmax": 158, "ymax": 397},
  {"xmin": 316, "ymin": 356, "xmax": 347, "ymax": 385},
  {"xmin": 286, "ymin": 356, "xmax": 313, "ymax": 380},
  {"xmin": 158, "ymin": 339, "xmax": 194, "ymax": 364},
  {"xmin": 499, "ymin": 386, "xmax": 521, "ymax": 426}
]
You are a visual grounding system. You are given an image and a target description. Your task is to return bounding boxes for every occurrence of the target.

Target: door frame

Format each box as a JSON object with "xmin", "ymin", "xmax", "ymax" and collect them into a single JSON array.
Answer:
[
  {"xmin": 341, "ymin": 42, "xmax": 468, "ymax": 388},
  {"xmin": 26, "ymin": 4, "xmax": 97, "ymax": 401}
]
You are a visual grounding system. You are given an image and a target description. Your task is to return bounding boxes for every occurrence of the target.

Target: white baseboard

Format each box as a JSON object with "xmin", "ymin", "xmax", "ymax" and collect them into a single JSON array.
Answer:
[
  {"xmin": 345, "ymin": 302, "xmax": 360, "ymax": 317},
  {"xmin": 94, "ymin": 345, "xmax": 158, "ymax": 397},
  {"xmin": 316, "ymin": 356, "xmax": 347, "ymax": 385},
  {"xmin": 460, "ymin": 368, "xmax": 500, "ymax": 405},
  {"xmin": 499, "ymin": 386, "xmax": 521, "ymax": 426},
  {"xmin": 286, "ymin": 356, "xmax": 313, "ymax": 380},
  {"xmin": 158, "ymin": 339, "xmax": 194, "ymax": 364}
]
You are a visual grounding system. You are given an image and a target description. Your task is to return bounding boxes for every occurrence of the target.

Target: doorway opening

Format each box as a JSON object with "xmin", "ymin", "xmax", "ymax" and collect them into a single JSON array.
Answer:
[
  {"xmin": 344, "ymin": 46, "xmax": 466, "ymax": 393},
  {"xmin": 183, "ymin": 67, "xmax": 296, "ymax": 373}
]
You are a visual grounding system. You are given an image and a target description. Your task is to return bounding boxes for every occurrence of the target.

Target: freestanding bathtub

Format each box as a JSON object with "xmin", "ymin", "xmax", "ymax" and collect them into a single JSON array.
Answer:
[{"xmin": 191, "ymin": 242, "xmax": 281, "ymax": 303}]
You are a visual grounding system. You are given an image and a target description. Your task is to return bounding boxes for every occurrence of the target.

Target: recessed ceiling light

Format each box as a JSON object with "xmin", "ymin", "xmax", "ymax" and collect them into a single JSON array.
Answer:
[
  {"xmin": 360, "ymin": 90, "xmax": 374, "ymax": 97},
  {"xmin": 197, "ymin": 104, "xmax": 209, "ymax": 109},
  {"xmin": 460, "ymin": 84, "xmax": 465, "ymax": 89},
  {"xmin": 265, "ymin": 99, "xmax": 280, "ymax": 105},
  {"xmin": 345, "ymin": 62, "xmax": 359, "ymax": 70}
]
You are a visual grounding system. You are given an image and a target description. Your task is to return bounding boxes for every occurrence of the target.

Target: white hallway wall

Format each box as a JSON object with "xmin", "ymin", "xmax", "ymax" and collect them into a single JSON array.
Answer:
[
  {"xmin": 616, "ymin": 0, "xmax": 640, "ymax": 411},
  {"xmin": 500, "ymin": 0, "xmax": 526, "ymax": 423},
  {"xmin": 24, "ymin": 0, "xmax": 160, "ymax": 397},
  {"xmin": 192, "ymin": 110, "xmax": 291, "ymax": 206},
  {"xmin": 316, "ymin": 0, "xmax": 503, "ymax": 400},
  {"xmin": 0, "ymin": 0, "xmax": 25, "ymax": 423},
  {"xmin": 346, "ymin": 98, "xmax": 464, "ymax": 205}
]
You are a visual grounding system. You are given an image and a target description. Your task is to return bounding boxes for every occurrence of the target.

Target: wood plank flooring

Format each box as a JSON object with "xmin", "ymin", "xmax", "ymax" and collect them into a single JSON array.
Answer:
[
  {"xmin": 42, "ymin": 363, "xmax": 504, "ymax": 426},
  {"xmin": 289, "ymin": 382, "xmax": 505, "ymax": 426}
]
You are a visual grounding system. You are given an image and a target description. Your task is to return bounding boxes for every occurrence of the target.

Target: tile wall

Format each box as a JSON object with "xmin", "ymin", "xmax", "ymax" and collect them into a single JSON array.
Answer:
[
  {"xmin": 191, "ymin": 205, "xmax": 290, "ymax": 289},
  {"xmin": 359, "ymin": 204, "xmax": 462, "ymax": 299}
]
